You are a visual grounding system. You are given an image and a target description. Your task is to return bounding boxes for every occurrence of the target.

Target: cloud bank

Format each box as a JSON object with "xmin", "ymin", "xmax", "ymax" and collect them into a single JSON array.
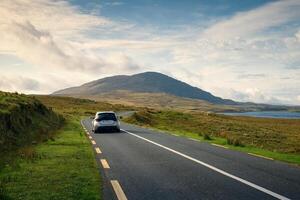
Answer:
[{"xmin": 0, "ymin": 0, "xmax": 141, "ymax": 92}]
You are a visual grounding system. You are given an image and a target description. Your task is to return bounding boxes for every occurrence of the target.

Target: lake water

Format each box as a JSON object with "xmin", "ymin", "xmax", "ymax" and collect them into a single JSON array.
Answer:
[{"xmin": 220, "ymin": 111, "xmax": 300, "ymax": 119}]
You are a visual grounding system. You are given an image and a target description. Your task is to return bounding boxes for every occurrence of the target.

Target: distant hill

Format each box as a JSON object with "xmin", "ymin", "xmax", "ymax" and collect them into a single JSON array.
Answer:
[{"xmin": 53, "ymin": 71, "xmax": 236, "ymax": 105}]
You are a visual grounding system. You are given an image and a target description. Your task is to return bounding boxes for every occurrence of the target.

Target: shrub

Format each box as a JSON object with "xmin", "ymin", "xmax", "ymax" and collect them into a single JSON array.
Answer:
[
  {"xmin": 203, "ymin": 133, "xmax": 212, "ymax": 140},
  {"xmin": 128, "ymin": 110, "xmax": 154, "ymax": 125},
  {"xmin": 226, "ymin": 136, "xmax": 244, "ymax": 147}
]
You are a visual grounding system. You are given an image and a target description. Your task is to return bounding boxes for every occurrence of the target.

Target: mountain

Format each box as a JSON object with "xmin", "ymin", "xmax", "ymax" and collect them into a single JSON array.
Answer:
[{"xmin": 53, "ymin": 72, "xmax": 236, "ymax": 105}]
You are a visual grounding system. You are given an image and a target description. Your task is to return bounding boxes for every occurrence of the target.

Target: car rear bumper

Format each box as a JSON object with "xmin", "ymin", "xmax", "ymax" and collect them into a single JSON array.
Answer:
[{"xmin": 95, "ymin": 126, "xmax": 120, "ymax": 133}]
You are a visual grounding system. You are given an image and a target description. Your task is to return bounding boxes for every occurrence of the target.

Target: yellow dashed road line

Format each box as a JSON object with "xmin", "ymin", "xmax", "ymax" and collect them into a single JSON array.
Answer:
[
  {"xmin": 95, "ymin": 147, "xmax": 102, "ymax": 154},
  {"xmin": 100, "ymin": 159, "xmax": 110, "ymax": 169},
  {"xmin": 111, "ymin": 180, "xmax": 128, "ymax": 200}
]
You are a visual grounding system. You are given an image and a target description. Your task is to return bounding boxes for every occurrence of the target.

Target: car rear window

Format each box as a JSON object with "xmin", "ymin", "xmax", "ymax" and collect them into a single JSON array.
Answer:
[{"xmin": 96, "ymin": 113, "xmax": 117, "ymax": 121}]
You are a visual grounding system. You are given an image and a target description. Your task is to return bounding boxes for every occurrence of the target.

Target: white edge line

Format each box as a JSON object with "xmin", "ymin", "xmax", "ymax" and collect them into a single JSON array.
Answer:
[
  {"xmin": 189, "ymin": 138, "xmax": 199, "ymax": 142},
  {"xmin": 212, "ymin": 143, "xmax": 229, "ymax": 149},
  {"xmin": 248, "ymin": 153, "xmax": 274, "ymax": 160},
  {"xmin": 111, "ymin": 180, "xmax": 128, "ymax": 200},
  {"xmin": 121, "ymin": 129, "xmax": 290, "ymax": 200}
]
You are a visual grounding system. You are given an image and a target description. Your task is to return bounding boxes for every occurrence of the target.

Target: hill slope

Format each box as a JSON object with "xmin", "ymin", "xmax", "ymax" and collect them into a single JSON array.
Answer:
[
  {"xmin": 0, "ymin": 91, "xmax": 63, "ymax": 153},
  {"xmin": 53, "ymin": 71, "xmax": 236, "ymax": 105},
  {"xmin": 65, "ymin": 90, "xmax": 242, "ymax": 112}
]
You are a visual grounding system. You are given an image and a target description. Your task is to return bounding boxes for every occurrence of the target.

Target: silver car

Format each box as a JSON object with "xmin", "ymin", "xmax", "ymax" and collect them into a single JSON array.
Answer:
[{"xmin": 92, "ymin": 111, "xmax": 120, "ymax": 133}]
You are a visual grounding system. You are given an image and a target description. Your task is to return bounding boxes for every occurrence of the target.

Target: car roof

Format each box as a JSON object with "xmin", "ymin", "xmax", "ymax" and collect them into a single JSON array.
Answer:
[{"xmin": 96, "ymin": 111, "xmax": 116, "ymax": 115}]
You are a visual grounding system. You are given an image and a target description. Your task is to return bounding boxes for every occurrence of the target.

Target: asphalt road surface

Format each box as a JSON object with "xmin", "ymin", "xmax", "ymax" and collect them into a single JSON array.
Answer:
[{"xmin": 82, "ymin": 118, "xmax": 300, "ymax": 200}]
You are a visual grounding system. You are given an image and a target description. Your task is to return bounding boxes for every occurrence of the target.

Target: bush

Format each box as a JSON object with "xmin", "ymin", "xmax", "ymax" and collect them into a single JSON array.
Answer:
[
  {"xmin": 203, "ymin": 133, "xmax": 212, "ymax": 140},
  {"xmin": 226, "ymin": 136, "xmax": 244, "ymax": 147},
  {"xmin": 128, "ymin": 110, "xmax": 154, "ymax": 125}
]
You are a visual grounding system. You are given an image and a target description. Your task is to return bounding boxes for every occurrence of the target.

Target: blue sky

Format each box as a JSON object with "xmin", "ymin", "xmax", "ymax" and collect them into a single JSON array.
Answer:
[{"xmin": 0, "ymin": 0, "xmax": 299, "ymax": 105}]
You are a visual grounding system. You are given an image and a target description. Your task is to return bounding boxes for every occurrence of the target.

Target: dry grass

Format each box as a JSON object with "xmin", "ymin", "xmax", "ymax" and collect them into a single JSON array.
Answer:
[
  {"xmin": 36, "ymin": 94, "xmax": 135, "ymax": 118},
  {"xmin": 58, "ymin": 90, "xmax": 241, "ymax": 112},
  {"xmin": 125, "ymin": 109, "xmax": 300, "ymax": 153}
]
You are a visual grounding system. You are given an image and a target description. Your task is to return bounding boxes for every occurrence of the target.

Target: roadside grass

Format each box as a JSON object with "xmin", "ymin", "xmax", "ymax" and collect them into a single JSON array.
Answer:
[
  {"xmin": 0, "ymin": 117, "xmax": 101, "ymax": 200},
  {"xmin": 124, "ymin": 109, "xmax": 300, "ymax": 165},
  {"xmin": 1, "ymin": 94, "xmax": 136, "ymax": 200}
]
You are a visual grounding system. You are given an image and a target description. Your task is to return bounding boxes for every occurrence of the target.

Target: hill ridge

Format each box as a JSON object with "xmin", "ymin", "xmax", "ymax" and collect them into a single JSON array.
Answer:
[{"xmin": 53, "ymin": 71, "xmax": 236, "ymax": 105}]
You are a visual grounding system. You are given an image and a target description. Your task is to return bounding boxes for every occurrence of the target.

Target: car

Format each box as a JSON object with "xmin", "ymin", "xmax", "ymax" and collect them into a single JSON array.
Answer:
[{"xmin": 92, "ymin": 111, "xmax": 120, "ymax": 133}]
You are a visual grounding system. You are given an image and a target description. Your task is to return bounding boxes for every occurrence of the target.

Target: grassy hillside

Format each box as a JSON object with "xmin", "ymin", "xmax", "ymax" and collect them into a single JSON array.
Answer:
[
  {"xmin": 124, "ymin": 109, "xmax": 300, "ymax": 164},
  {"xmin": 53, "ymin": 71, "xmax": 235, "ymax": 104},
  {"xmin": 0, "ymin": 91, "xmax": 63, "ymax": 154}
]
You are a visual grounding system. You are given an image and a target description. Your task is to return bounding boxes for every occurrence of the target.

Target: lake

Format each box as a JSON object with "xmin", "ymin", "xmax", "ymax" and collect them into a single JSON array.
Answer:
[{"xmin": 219, "ymin": 111, "xmax": 300, "ymax": 119}]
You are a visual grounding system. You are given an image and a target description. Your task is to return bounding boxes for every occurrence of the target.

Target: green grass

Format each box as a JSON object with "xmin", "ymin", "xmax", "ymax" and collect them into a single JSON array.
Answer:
[
  {"xmin": 124, "ymin": 109, "xmax": 300, "ymax": 165},
  {"xmin": 0, "ymin": 94, "xmax": 136, "ymax": 200},
  {"xmin": 0, "ymin": 117, "xmax": 101, "ymax": 200}
]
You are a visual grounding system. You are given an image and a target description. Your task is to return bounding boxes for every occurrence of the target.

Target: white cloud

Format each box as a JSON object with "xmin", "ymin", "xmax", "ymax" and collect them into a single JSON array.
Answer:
[
  {"xmin": 0, "ymin": 0, "xmax": 110, "ymax": 38},
  {"xmin": 201, "ymin": 0, "xmax": 300, "ymax": 40},
  {"xmin": 0, "ymin": 0, "xmax": 141, "ymax": 84},
  {"xmin": 0, "ymin": 75, "xmax": 40, "ymax": 93},
  {"xmin": 105, "ymin": 1, "xmax": 124, "ymax": 6},
  {"xmin": 297, "ymin": 95, "xmax": 300, "ymax": 103}
]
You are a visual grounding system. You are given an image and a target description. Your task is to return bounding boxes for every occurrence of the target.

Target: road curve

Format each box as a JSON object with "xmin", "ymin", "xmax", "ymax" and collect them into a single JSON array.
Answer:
[{"xmin": 82, "ymin": 118, "xmax": 300, "ymax": 200}]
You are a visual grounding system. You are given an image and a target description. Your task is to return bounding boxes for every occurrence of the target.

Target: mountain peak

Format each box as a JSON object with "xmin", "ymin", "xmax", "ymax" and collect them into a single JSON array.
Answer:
[
  {"xmin": 53, "ymin": 71, "xmax": 236, "ymax": 105},
  {"xmin": 135, "ymin": 71, "xmax": 162, "ymax": 76}
]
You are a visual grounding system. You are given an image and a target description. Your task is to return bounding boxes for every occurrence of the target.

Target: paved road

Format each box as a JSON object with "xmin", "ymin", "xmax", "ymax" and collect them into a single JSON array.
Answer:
[{"xmin": 82, "ymin": 118, "xmax": 300, "ymax": 200}]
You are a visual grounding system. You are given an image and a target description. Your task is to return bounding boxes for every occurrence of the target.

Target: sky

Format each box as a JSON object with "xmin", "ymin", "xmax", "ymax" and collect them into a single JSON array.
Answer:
[{"xmin": 0, "ymin": 0, "xmax": 300, "ymax": 105}]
